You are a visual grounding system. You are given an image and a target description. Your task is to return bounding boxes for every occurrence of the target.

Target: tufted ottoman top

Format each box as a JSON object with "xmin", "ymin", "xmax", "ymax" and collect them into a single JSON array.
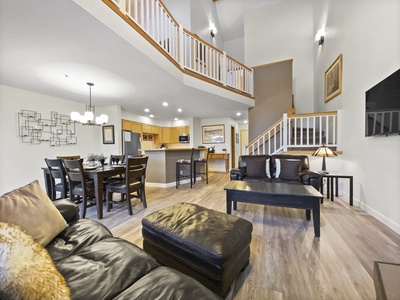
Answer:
[{"xmin": 142, "ymin": 202, "xmax": 252, "ymax": 269}]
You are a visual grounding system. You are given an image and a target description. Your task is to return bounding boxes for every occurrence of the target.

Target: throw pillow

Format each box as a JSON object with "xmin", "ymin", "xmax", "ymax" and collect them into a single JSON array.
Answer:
[
  {"xmin": 0, "ymin": 222, "xmax": 70, "ymax": 299},
  {"xmin": 265, "ymin": 158, "xmax": 271, "ymax": 178},
  {"xmin": 278, "ymin": 159, "xmax": 303, "ymax": 181},
  {"xmin": 246, "ymin": 157, "xmax": 267, "ymax": 178},
  {"xmin": 0, "ymin": 180, "xmax": 67, "ymax": 246}
]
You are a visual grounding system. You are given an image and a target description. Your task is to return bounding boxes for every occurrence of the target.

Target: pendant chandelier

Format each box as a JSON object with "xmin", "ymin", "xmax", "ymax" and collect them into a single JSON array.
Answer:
[{"xmin": 70, "ymin": 82, "xmax": 108, "ymax": 126}]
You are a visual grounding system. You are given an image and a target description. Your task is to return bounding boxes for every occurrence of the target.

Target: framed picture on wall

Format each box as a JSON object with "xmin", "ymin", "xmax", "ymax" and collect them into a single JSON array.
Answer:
[
  {"xmin": 102, "ymin": 125, "xmax": 115, "ymax": 144},
  {"xmin": 325, "ymin": 54, "xmax": 343, "ymax": 102},
  {"xmin": 236, "ymin": 133, "xmax": 239, "ymax": 143},
  {"xmin": 202, "ymin": 124, "xmax": 225, "ymax": 144}
]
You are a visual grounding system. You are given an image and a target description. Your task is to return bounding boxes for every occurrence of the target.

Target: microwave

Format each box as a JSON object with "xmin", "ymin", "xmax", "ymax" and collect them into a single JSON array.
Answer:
[{"xmin": 178, "ymin": 134, "xmax": 190, "ymax": 143}]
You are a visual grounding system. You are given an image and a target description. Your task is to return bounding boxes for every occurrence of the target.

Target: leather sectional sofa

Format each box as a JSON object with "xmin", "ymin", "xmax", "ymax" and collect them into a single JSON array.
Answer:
[
  {"xmin": 230, "ymin": 154, "xmax": 321, "ymax": 190},
  {"xmin": 46, "ymin": 199, "xmax": 222, "ymax": 300}
]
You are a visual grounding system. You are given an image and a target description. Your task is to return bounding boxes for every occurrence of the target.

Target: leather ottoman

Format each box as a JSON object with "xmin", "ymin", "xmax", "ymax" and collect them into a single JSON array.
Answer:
[{"xmin": 142, "ymin": 202, "xmax": 253, "ymax": 298}]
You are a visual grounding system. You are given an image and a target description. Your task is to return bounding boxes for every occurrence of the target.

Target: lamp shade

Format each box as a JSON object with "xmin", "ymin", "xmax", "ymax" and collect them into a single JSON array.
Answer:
[
  {"xmin": 312, "ymin": 145, "xmax": 337, "ymax": 157},
  {"xmin": 312, "ymin": 145, "xmax": 337, "ymax": 173}
]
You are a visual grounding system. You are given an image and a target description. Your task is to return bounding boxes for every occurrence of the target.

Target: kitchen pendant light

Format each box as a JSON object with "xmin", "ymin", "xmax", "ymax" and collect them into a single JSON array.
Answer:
[{"xmin": 70, "ymin": 82, "xmax": 108, "ymax": 126}]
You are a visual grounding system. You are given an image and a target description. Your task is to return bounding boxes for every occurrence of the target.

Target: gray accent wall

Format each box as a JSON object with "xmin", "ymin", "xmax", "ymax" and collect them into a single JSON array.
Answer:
[{"xmin": 248, "ymin": 60, "xmax": 293, "ymax": 142}]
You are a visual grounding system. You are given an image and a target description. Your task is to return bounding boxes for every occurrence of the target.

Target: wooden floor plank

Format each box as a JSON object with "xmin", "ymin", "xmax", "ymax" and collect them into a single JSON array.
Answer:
[{"xmin": 85, "ymin": 172, "xmax": 400, "ymax": 300}]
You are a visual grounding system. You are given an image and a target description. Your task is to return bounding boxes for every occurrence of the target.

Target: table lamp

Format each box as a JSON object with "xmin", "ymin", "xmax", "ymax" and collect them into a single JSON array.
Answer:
[{"xmin": 312, "ymin": 145, "xmax": 337, "ymax": 174}]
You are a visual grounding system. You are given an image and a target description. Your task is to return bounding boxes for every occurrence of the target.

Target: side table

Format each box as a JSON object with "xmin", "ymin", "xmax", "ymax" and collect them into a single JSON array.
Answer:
[
  {"xmin": 320, "ymin": 174, "xmax": 353, "ymax": 206},
  {"xmin": 374, "ymin": 261, "xmax": 400, "ymax": 300}
]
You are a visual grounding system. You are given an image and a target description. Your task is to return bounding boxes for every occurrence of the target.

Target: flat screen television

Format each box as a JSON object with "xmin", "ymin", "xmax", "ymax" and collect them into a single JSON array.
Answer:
[{"xmin": 365, "ymin": 68, "xmax": 400, "ymax": 137}]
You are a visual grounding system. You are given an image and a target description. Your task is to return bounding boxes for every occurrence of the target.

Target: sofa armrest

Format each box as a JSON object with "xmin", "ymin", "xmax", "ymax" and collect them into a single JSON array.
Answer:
[
  {"xmin": 230, "ymin": 168, "xmax": 246, "ymax": 181},
  {"xmin": 300, "ymin": 171, "xmax": 321, "ymax": 191},
  {"xmin": 53, "ymin": 199, "xmax": 79, "ymax": 224}
]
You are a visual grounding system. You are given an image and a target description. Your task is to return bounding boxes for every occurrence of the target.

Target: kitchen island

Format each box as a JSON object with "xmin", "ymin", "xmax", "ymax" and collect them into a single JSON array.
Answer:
[{"xmin": 145, "ymin": 148, "xmax": 206, "ymax": 187}]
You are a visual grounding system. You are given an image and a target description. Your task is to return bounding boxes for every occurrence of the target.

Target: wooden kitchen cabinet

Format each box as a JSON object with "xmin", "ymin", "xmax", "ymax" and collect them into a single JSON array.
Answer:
[
  {"xmin": 122, "ymin": 119, "xmax": 142, "ymax": 133},
  {"xmin": 142, "ymin": 123, "xmax": 151, "ymax": 133},
  {"xmin": 151, "ymin": 125, "xmax": 161, "ymax": 135},
  {"xmin": 170, "ymin": 127, "xmax": 179, "ymax": 143},
  {"xmin": 162, "ymin": 127, "xmax": 171, "ymax": 143},
  {"xmin": 131, "ymin": 122, "xmax": 142, "ymax": 133}
]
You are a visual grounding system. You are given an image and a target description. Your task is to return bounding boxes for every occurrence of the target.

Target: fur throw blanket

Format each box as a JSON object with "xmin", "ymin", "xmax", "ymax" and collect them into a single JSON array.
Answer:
[{"xmin": 0, "ymin": 222, "xmax": 70, "ymax": 299}]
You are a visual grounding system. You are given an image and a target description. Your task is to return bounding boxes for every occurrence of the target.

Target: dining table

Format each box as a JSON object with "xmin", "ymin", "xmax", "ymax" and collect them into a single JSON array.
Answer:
[
  {"xmin": 43, "ymin": 164, "xmax": 126, "ymax": 219},
  {"xmin": 83, "ymin": 165, "xmax": 126, "ymax": 219}
]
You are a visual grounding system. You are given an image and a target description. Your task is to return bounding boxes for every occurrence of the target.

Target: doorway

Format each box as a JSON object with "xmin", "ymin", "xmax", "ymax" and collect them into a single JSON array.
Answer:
[
  {"xmin": 231, "ymin": 126, "xmax": 235, "ymax": 168},
  {"xmin": 240, "ymin": 130, "xmax": 248, "ymax": 155}
]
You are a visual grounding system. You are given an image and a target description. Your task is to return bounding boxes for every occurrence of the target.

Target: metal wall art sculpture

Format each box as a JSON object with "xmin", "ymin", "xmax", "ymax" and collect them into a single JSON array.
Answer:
[{"xmin": 18, "ymin": 109, "xmax": 77, "ymax": 146}]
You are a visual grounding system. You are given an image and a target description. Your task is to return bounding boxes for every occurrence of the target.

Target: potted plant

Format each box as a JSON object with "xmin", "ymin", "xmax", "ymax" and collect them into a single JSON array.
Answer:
[
  {"xmin": 86, "ymin": 153, "xmax": 98, "ymax": 166},
  {"xmin": 97, "ymin": 154, "xmax": 107, "ymax": 167}
]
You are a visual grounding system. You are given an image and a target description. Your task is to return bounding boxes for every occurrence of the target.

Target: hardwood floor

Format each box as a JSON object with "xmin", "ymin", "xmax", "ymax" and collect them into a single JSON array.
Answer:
[{"xmin": 86, "ymin": 172, "xmax": 400, "ymax": 300}]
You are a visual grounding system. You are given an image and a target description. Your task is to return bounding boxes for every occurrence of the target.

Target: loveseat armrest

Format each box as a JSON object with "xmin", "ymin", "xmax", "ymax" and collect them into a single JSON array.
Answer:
[
  {"xmin": 230, "ymin": 168, "xmax": 246, "ymax": 181},
  {"xmin": 53, "ymin": 199, "xmax": 80, "ymax": 224},
  {"xmin": 300, "ymin": 171, "xmax": 321, "ymax": 191}
]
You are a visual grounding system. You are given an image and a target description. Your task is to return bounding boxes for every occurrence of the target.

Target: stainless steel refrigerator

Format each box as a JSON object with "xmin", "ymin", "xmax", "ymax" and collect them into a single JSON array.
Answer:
[{"xmin": 122, "ymin": 131, "xmax": 142, "ymax": 157}]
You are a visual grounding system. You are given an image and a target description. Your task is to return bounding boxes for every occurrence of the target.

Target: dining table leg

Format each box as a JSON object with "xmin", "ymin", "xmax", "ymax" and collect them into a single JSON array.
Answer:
[{"xmin": 92, "ymin": 174, "xmax": 103, "ymax": 219}]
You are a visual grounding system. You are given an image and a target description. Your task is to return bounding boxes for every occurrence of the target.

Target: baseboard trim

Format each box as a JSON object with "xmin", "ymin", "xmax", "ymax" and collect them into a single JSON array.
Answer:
[
  {"xmin": 146, "ymin": 177, "xmax": 202, "ymax": 188},
  {"xmin": 345, "ymin": 192, "xmax": 400, "ymax": 235}
]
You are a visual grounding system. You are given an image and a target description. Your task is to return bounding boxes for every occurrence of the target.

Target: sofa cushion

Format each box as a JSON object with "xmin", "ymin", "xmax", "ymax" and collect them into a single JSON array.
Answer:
[
  {"xmin": 246, "ymin": 157, "xmax": 268, "ymax": 178},
  {"xmin": 46, "ymin": 219, "xmax": 113, "ymax": 262},
  {"xmin": 0, "ymin": 222, "xmax": 70, "ymax": 299},
  {"xmin": 54, "ymin": 237, "xmax": 160, "ymax": 300},
  {"xmin": 0, "ymin": 180, "xmax": 67, "ymax": 246},
  {"xmin": 114, "ymin": 267, "xmax": 222, "ymax": 300},
  {"xmin": 277, "ymin": 159, "xmax": 303, "ymax": 181}
]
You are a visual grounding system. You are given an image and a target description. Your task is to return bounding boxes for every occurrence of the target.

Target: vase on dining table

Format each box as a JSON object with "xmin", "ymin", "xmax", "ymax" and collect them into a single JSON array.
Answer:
[{"xmin": 99, "ymin": 159, "xmax": 105, "ymax": 167}]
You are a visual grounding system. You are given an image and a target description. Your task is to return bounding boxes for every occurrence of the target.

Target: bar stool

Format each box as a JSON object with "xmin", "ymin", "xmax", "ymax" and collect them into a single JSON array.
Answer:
[
  {"xmin": 194, "ymin": 148, "xmax": 209, "ymax": 184},
  {"xmin": 176, "ymin": 148, "xmax": 194, "ymax": 189}
]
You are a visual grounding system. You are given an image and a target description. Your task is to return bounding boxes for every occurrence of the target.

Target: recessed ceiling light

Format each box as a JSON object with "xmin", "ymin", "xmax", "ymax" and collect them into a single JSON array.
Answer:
[
  {"xmin": 150, "ymin": 114, "xmax": 154, "ymax": 118},
  {"xmin": 162, "ymin": 102, "xmax": 168, "ymax": 107},
  {"xmin": 174, "ymin": 118, "xmax": 178, "ymax": 121},
  {"xmin": 244, "ymin": 120, "xmax": 248, "ymax": 124},
  {"xmin": 236, "ymin": 112, "xmax": 241, "ymax": 116},
  {"xmin": 177, "ymin": 108, "xmax": 182, "ymax": 112},
  {"xmin": 144, "ymin": 108, "xmax": 150, "ymax": 112}
]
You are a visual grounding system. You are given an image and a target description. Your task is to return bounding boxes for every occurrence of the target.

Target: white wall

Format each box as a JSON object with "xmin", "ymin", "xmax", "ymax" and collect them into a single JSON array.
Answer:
[
  {"xmin": 161, "ymin": 0, "xmax": 191, "ymax": 30},
  {"xmin": 190, "ymin": 0, "xmax": 223, "ymax": 49},
  {"xmin": 195, "ymin": 117, "xmax": 237, "ymax": 172},
  {"xmin": 0, "ymin": 85, "xmax": 122, "ymax": 195},
  {"xmin": 244, "ymin": 0, "xmax": 314, "ymax": 113},
  {"xmin": 313, "ymin": 0, "xmax": 400, "ymax": 233},
  {"xmin": 223, "ymin": 36, "xmax": 245, "ymax": 64}
]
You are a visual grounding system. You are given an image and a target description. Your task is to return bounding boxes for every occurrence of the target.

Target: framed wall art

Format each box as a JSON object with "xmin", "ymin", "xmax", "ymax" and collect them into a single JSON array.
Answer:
[
  {"xmin": 102, "ymin": 125, "xmax": 115, "ymax": 144},
  {"xmin": 202, "ymin": 124, "xmax": 225, "ymax": 144},
  {"xmin": 325, "ymin": 54, "xmax": 343, "ymax": 102}
]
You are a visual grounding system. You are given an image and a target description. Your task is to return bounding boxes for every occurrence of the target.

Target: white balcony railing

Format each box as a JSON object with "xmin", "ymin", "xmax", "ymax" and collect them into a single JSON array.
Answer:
[
  {"xmin": 106, "ymin": 0, "xmax": 254, "ymax": 96},
  {"xmin": 247, "ymin": 111, "xmax": 340, "ymax": 155}
]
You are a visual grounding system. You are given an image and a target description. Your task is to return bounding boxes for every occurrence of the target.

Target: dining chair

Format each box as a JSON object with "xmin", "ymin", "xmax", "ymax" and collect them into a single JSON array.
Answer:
[
  {"xmin": 194, "ymin": 148, "xmax": 209, "ymax": 185},
  {"xmin": 62, "ymin": 159, "xmax": 95, "ymax": 218},
  {"xmin": 105, "ymin": 156, "xmax": 148, "ymax": 215},
  {"xmin": 176, "ymin": 148, "xmax": 194, "ymax": 188},
  {"xmin": 109, "ymin": 154, "xmax": 124, "ymax": 165},
  {"xmin": 57, "ymin": 155, "xmax": 81, "ymax": 161},
  {"xmin": 44, "ymin": 158, "xmax": 68, "ymax": 200}
]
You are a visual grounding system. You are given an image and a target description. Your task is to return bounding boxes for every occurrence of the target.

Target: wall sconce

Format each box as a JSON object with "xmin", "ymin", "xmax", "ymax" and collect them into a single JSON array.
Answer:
[
  {"xmin": 209, "ymin": 22, "xmax": 217, "ymax": 38},
  {"xmin": 315, "ymin": 28, "xmax": 325, "ymax": 45}
]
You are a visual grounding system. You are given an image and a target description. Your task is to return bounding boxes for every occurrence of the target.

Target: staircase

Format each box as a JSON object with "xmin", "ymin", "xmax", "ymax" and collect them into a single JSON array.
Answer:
[{"xmin": 246, "ymin": 110, "xmax": 341, "ymax": 155}]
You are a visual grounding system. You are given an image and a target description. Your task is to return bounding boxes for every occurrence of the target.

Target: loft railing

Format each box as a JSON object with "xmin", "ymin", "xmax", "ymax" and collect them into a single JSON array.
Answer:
[
  {"xmin": 104, "ymin": 0, "xmax": 254, "ymax": 96},
  {"xmin": 247, "ymin": 111, "xmax": 340, "ymax": 155}
]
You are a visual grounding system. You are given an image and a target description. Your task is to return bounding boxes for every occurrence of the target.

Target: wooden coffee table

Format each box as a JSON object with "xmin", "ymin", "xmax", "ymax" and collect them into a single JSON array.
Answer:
[{"xmin": 224, "ymin": 181, "xmax": 323, "ymax": 237}]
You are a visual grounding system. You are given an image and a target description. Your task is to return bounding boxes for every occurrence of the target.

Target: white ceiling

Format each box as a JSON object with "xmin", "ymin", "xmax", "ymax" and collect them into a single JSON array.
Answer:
[{"xmin": 0, "ymin": 0, "xmax": 255, "ymax": 123}]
